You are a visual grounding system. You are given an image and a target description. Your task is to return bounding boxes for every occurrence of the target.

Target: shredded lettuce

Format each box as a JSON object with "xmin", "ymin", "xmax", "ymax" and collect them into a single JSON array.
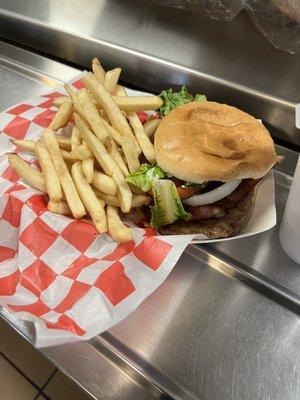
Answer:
[
  {"xmin": 126, "ymin": 164, "xmax": 168, "ymax": 192},
  {"xmin": 159, "ymin": 86, "xmax": 207, "ymax": 116},
  {"xmin": 194, "ymin": 93, "xmax": 207, "ymax": 102},
  {"xmin": 183, "ymin": 181, "xmax": 208, "ymax": 188},
  {"xmin": 126, "ymin": 163, "xmax": 207, "ymax": 193},
  {"xmin": 150, "ymin": 179, "xmax": 191, "ymax": 228},
  {"xmin": 159, "ymin": 86, "xmax": 193, "ymax": 117}
]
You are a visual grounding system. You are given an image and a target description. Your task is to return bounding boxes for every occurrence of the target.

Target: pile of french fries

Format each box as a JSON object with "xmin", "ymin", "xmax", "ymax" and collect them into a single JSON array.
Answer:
[{"xmin": 9, "ymin": 58, "xmax": 162, "ymax": 242}]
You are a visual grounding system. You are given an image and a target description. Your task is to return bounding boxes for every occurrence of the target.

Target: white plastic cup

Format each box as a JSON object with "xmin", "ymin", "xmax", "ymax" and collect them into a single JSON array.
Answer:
[{"xmin": 280, "ymin": 155, "xmax": 300, "ymax": 264}]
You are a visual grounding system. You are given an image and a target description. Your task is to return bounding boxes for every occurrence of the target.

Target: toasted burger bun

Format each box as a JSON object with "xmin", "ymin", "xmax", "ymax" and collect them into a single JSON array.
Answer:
[{"xmin": 155, "ymin": 101, "xmax": 276, "ymax": 183}]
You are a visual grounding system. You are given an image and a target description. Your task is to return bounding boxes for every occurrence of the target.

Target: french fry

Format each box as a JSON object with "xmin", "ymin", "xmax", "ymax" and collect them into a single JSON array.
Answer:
[
  {"xmin": 104, "ymin": 68, "xmax": 121, "ymax": 94},
  {"xmin": 55, "ymin": 135, "xmax": 72, "ymax": 151},
  {"xmin": 121, "ymin": 136, "xmax": 140, "ymax": 173},
  {"xmin": 92, "ymin": 57, "xmax": 106, "ymax": 84},
  {"xmin": 53, "ymin": 94, "xmax": 163, "ymax": 112},
  {"xmin": 72, "ymin": 162, "xmax": 107, "ymax": 233},
  {"xmin": 111, "ymin": 168, "xmax": 132, "ymax": 213},
  {"xmin": 112, "ymin": 85, "xmax": 162, "ymax": 112},
  {"xmin": 128, "ymin": 112, "xmax": 156, "ymax": 164},
  {"xmin": 106, "ymin": 205, "xmax": 133, "ymax": 243},
  {"xmin": 11, "ymin": 139, "xmax": 35, "ymax": 152},
  {"xmin": 77, "ymin": 88, "xmax": 108, "ymax": 142},
  {"xmin": 113, "ymin": 96, "xmax": 162, "ymax": 112},
  {"xmin": 100, "ymin": 109, "xmax": 110, "ymax": 123},
  {"xmin": 65, "ymin": 162, "xmax": 72, "ymax": 173},
  {"xmin": 49, "ymin": 101, "xmax": 73, "ymax": 131},
  {"xmin": 12, "ymin": 137, "xmax": 85, "ymax": 164},
  {"xmin": 143, "ymin": 118, "xmax": 161, "ymax": 137},
  {"xmin": 42, "ymin": 128, "xmax": 86, "ymax": 219},
  {"xmin": 82, "ymin": 73, "xmax": 137, "ymax": 144},
  {"xmin": 114, "ymin": 84, "xmax": 124, "ymax": 97},
  {"xmin": 74, "ymin": 114, "xmax": 132, "ymax": 212},
  {"xmin": 114, "ymin": 85, "xmax": 127, "ymax": 97},
  {"xmin": 48, "ymin": 200, "xmax": 71, "ymax": 215},
  {"xmin": 12, "ymin": 138, "xmax": 72, "ymax": 153},
  {"xmin": 82, "ymin": 157, "xmax": 94, "ymax": 184},
  {"xmin": 114, "ymin": 85, "xmax": 143, "ymax": 155},
  {"xmin": 94, "ymin": 190, "xmax": 120, "ymax": 207},
  {"xmin": 75, "ymin": 114, "xmax": 115, "ymax": 176},
  {"xmin": 71, "ymin": 126, "xmax": 81, "ymax": 150},
  {"xmin": 92, "ymin": 170, "xmax": 117, "ymax": 195},
  {"xmin": 79, "ymin": 90, "xmax": 98, "ymax": 110},
  {"xmin": 60, "ymin": 150, "xmax": 78, "ymax": 164},
  {"xmin": 116, "ymin": 86, "xmax": 155, "ymax": 163},
  {"xmin": 64, "ymin": 84, "xmax": 85, "ymax": 119},
  {"xmin": 8, "ymin": 154, "xmax": 46, "ymax": 192},
  {"xmin": 64, "ymin": 84, "xmax": 75, "ymax": 97},
  {"xmin": 35, "ymin": 143, "xmax": 62, "ymax": 202},
  {"xmin": 105, "ymin": 137, "xmax": 129, "ymax": 176},
  {"xmin": 41, "ymin": 137, "xmax": 77, "ymax": 163},
  {"xmin": 53, "ymin": 96, "xmax": 71, "ymax": 108},
  {"xmin": 102, "ymin": 118, "xmax": 122, "ymax": 146},
  {"xmin": 71, "ymin": 143, "xmax": 93, "ymax": 160},
  {"xmin": 95, "ymin": 190, "xmax": 151, "ymax": 208}
]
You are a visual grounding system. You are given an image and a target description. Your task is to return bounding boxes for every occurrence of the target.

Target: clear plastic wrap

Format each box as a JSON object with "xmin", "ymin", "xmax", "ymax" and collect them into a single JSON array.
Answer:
[
  {"xmin": 246, "ymin": 1, "xmax": 300, "ymax": 54},
  {"xmin": 154, "ymin": 0, "xmax": 300, "ymax": 53},
  {"xmin": 154, "ymin": 0, "xmax": 245, "ymax": 20}
]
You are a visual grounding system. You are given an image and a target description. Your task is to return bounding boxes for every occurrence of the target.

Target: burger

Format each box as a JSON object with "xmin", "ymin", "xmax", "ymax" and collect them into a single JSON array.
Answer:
[{"xmin": 126, "ymin": 90, "xmax": 277, "ymax": 238}]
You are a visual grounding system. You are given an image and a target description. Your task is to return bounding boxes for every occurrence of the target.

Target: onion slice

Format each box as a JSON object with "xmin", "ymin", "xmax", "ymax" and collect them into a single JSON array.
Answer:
[{"xmin": 183, "ymin": 179, "xmax": 242, "ymax": 207}]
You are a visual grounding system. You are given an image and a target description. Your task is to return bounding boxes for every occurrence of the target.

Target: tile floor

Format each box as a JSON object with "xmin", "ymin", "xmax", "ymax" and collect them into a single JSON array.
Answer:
[{"xmin": 0, "ymin": 318, "xmax": 92, "ymax": 400}]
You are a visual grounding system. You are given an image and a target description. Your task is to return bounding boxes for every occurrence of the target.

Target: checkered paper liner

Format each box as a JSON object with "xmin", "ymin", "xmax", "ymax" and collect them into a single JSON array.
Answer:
[{"xmin": 0, "ymin": 74, "xmax": 195, "ymax": 346}]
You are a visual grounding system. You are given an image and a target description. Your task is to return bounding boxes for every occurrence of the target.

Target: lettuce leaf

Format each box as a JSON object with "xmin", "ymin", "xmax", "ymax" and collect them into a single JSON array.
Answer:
[
  {"xmin": 159, "ymin": 86, "xmax": 193, "ymax": 117},
  {"xmin": 126, "ymin": 164, "xmax": 168, "ymax": 192},
  {"xmin": 183, "ymin": 181, "xmax": 208, "ymax": 188},
  {"xmin": 159, "ymin": 86, "xmax": 207, "ymax": 116},
  {"xmin": 194, "ymin": 93, "xmax": 207, "ymax": 102},
  {"xmin": 150, "ymin": 179, "xmax": 191, "ymax": 228}
]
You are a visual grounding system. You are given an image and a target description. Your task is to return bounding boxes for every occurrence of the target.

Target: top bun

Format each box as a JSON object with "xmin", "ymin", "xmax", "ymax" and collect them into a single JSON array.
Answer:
[{"xmin": 154, "ymin": 101, "xmax": 276, "ymax": 182}]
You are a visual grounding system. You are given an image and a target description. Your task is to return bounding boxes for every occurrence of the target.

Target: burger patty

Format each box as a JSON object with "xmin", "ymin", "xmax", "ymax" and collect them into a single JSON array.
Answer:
[
  {"xmin": 190, "ymin": 178, "xmax": 259, "ymax": 221},
  {"xmin": 159, "ymin": 180, "xmax": 258, "ymax": 238},
  {"xmin": 190, "ymin": 205, "xmax": 225, "ymax": 221},
  {"xmin": 213, "ymin": 178, "xmax": 259, "ymax": 210}
]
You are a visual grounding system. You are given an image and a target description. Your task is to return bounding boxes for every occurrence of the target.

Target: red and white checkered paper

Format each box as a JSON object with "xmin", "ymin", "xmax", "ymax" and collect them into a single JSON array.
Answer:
[{"xmin": 0, "ymin": 74, "xmax": 194, "ymax": 347}]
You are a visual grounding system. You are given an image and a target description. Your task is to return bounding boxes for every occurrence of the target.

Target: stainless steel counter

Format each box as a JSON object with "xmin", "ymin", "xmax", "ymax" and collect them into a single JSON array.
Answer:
[{"xmin": 0, "ymin": 15, "xmax": 299, "ymax": 400}]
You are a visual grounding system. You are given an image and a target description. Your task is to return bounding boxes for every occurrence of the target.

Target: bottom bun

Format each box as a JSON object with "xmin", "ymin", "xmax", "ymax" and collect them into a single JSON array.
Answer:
[{"xmin": 159, "ymin": 189, "xmax": 254, "ymax": 238}]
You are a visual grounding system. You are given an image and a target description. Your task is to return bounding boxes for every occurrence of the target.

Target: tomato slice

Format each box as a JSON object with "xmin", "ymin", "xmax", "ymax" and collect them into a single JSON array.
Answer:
[{"xmin": 176, "ymin": 186, "xmax": 200, "ymax": 200}]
